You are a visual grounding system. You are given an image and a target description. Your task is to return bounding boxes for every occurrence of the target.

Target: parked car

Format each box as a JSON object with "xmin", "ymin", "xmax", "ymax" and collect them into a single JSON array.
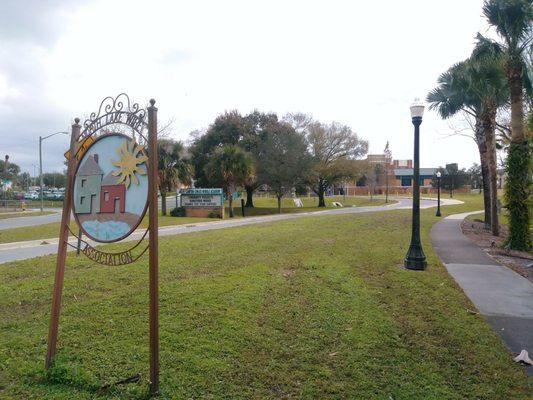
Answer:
[
  {"xmin": 52, "ymin": 191, "xmax": 64, "ymax": 200},
  {"xmin": 24, "ymin": 191, "xmax": 39, "ymax": 200}
]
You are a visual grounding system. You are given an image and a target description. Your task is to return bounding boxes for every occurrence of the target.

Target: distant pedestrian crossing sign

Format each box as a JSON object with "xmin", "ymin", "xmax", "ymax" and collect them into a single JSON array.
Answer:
[{"xmin": 64, "ymin": 135, "xmax": 94, "ymax": 161}]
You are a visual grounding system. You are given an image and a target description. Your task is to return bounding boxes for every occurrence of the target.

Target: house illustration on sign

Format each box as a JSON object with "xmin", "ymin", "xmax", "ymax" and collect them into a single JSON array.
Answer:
[
  {"xmin": 100, "ymin": 172, "xmax": 126, "ymax": 213},
  {"xmin": 74, "ymin": 154, "xmax": 103, "ymax": 214},
  {"xmin": 74, "ymin": 154, "xmax": 126, "ymax": 214}
]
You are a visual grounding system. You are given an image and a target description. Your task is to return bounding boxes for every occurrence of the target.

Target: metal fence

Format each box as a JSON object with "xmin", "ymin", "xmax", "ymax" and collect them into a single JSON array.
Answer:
[{"xmin": 0, "ymin": 199, "xmax": 62, "ymax": 211}]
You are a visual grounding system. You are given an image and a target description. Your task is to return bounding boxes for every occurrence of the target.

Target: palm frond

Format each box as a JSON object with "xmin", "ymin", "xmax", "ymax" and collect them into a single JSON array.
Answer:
[
  {"xmin": 427, "ymin": 51, "xmax": 511, "ymax": 120},
  {"xmin": 466, "ymin": 51, "xmax": 509, "ymax": 107},
  {"xmin": 472, "ymin": 33, "xmax": 504, "ymax": 60},
  {"xmin": 483, "ymin": 0, "xmax": 533, "ymax": 48},
  {"xmin": 427, "ymin": 63, "xmax": 474, "ymax": 118}
]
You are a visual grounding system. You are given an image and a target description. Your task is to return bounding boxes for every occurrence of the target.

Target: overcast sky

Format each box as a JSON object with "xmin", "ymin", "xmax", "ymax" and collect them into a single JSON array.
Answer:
[{"xmin": 0, "ymin": 0, "xmax": 493, "ymax": 175}]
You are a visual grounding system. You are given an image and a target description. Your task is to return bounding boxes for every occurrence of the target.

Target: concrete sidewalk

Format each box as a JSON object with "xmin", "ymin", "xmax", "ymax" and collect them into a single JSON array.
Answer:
[{"xmin": 430, "ymin": 211, "xmax": 533, "ymax": 376}]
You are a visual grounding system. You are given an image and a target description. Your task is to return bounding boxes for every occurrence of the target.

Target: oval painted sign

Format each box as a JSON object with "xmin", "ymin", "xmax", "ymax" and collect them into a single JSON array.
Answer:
[{"xmin": 73, "ymin": 133, "xmax": 149, "ymax": 243}]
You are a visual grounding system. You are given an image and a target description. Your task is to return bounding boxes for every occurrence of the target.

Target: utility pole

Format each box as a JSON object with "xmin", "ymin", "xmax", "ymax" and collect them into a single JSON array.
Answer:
[
  {"xmin": 32, "ymin": 164, "xmax": 36, "ymax": 187},
  {"xmin": 39, "ymin": 132, "xmax": 69, "ymax": 211},
  {"xmin": 39, "ymin": 136, "xmax": 43, "ymax": 211},
  {"xmin": 3, "ymin": 155, "xmax": 9, "ymax": 208}
]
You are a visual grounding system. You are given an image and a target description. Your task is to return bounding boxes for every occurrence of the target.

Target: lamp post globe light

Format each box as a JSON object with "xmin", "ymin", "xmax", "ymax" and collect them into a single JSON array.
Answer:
[
  {"xmin": 404, "ymin": 98, "xmax": 427, "ymax": 271},
  {"xmin": 436, "ymin": 171, "xmax": 442, "ymax": 217},
  {"xmin": 39, "ymin": 132, "xmax": 69, "ymax": 212}
]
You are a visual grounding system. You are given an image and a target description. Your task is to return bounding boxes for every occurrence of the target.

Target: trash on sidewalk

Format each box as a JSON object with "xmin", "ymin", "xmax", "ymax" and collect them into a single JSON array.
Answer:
[{"xmin": 513, "ymin": 350, "xmax": 533, "ymax": 365}]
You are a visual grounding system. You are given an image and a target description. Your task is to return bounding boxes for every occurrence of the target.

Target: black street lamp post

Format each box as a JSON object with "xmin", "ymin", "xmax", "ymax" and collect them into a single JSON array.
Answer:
[
  {"xmin": 404, "ymin": 99, "xmax": 427, "ymax": 271},
  {"xmin": 436, "ymin": 171, "xmax": 442, "ymax": 217}
]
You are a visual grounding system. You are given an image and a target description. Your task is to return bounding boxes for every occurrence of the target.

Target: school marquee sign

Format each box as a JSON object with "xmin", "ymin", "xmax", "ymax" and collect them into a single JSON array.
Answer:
[{"xmin": 180, "ymin": 188, "xmax": 223, "ymax": 207}]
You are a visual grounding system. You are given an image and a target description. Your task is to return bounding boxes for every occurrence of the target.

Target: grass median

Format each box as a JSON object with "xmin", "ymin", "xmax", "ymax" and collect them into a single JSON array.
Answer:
[
  {"xmin": 0, "ymin": 214, "xmax": 212, "ymax": 245},
  {"xmin": 0, "ymin": 196, "xmax": 388, "ymax": 244},
  {"xmin": 0, "ymin": 193, "xmax": 529, "ymax": 399}
]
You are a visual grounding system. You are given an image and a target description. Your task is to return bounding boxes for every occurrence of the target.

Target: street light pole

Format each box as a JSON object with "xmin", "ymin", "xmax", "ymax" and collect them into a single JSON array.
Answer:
[
  {"xmin": 404, "ymin": 99, "xmax": 427, "ymax": 271},
  {"xmin": 39, "ymin": 136, "xmax": 43, "ymax": 212},
  {"xmin": 436, "ymin": 171, "xmax": 442, "ymax": 217},
  {"xmin": 3, "ymin": 155, "xmax": 8, "ymax": 208},
  {"xmin": 39, "ymin": 132, "xmax": 69, "ymax": 211},
  {"xmin": 32, "ymin": 164, "xmax": 36, "ymax": 186}
]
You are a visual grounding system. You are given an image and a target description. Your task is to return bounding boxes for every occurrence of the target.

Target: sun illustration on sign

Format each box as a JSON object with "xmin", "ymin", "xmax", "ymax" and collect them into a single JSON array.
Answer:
[{"xmin": 111, "ymin": 140, "xmax": 148, "ymax": 189}]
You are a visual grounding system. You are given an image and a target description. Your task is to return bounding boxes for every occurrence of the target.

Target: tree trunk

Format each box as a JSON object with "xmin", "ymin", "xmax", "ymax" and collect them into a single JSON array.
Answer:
[
  {"xmin": 509, "ymin": 62, "xmax": 525, "ymax": 143},
  {"xmin": 475, "ymin": 122, "xmax": 491, "ymax": 230},
  {"xmin": 161, "ymin": 189, "xmax": 167, "ymax": 216},
  {"xmin": 483, "ymin": 111, "xmax": 499, "ymax": 236},
  {"xmin": 277, "ymin": 195, "xmax": 282, "ymax": 214},
  {"xmin": 318, "ymin": 182, "xmax": 326, "ymax": 207},
  {"xmin": 505, "ymin": 142, "xmax": 531, "ymax": 250},
  {"xmin": 385, "ymin": 170, "xmax": 389, "ymax": 203},
  {"xmin": 450, "ymin": 177, "xmax": 453, "ymax": 198},
  {"xmin": 480, "ymin": 157, "xmax": 491, "ymax": 229},
  {"xmin": 245, "ymin": 185, "xmax": 255, "ymax": 208},
  {"xmin": 228, "ymin": 192, "xmax": 234, "ymax": 218},
  {"xmin": 505, "ymin": 59, "xmax": 530, "ymax": 250}
]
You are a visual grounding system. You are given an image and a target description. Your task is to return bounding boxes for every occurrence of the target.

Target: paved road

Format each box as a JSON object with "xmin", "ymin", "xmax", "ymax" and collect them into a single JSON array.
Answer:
[
  {"xmin": 0, "ymin": 198, "xmax": 458, "ymax": 265},
  {"xmin": 431, "ymin": 212, "xmax": 533, "ymax": 376},
  {"xmin": 0, "ymin": 198, "xmax": 172, "ymax": 231},
  {"xmin": 0, "ymin": 208, "xmax": 63, "ymax": 230}
]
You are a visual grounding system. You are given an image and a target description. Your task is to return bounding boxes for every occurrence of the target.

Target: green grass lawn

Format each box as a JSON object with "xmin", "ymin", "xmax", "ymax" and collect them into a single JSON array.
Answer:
[
  {"xmin": 0, "ymin": 214, "xmax": 212, "ymax": 245},
  {"xmin": 0, "ymin": 211, "xmax": 55, "ymax": 220},
  {"xmin": 227, "ymin": 195, "xmax": 389, "ymax": 217},
  {"xmin": 464, "ymin": 198, "xmax": 533, "ymax": 235},
  {"xmin": 0, "ymin": 222, "xmax": 65, "ymax": 244},
  {"xmin": 466, "ymin": 211, "xmax": 510, "ymax": 227},
  {"xmin": 172, "ymin": 193, "xmax": 387, "ymax": 208},
  {"xmin": 0, "ymin": 196, "xmax": 387, "ymax": 244},
  {"xmin": 0, "ymin": 193, "xmax": 529, "ymax": 399}
]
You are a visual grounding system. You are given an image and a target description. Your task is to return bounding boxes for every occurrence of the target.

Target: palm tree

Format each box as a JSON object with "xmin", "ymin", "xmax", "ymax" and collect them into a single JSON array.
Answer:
[
  {"xmin": 476, "ymin": 0, "xmax": 532, "ymax": 249},
  {"xmin": 427, "ymin": 56, "xmax": 508, "ymax": 235},
  {"xmin": 157, "ymin": 139, "xmax": 193, "ymax": 215},
  {"xmin": 467, "ymin": 53, "xmax": 510, "ymax": 236},
  {"xmin": 204, "ymin": 144, "xmax": 255, "ymax": 218}
]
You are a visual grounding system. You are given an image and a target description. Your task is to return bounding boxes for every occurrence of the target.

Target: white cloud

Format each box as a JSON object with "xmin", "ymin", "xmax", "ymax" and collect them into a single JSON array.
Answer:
[
  {"xmin": 1, "ymin": 0, "xmax": 492, "ymax": 174},
  {"xmin": 0, "ymin": 73, "xmax": 20, "ymax": 101}
]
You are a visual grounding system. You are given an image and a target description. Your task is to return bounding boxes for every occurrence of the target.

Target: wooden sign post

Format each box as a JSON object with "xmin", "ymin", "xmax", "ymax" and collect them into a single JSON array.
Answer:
[
  {"xmin": 45, "ymin": 118, "xmax": 80, "ymax": 369},
  {"xmin": 45, "ymin": 94, "xmax": 160, "ymax": 396},
  {"xmin": 147, "ymin": 99, "xmax": 159, "ymax": 395}
]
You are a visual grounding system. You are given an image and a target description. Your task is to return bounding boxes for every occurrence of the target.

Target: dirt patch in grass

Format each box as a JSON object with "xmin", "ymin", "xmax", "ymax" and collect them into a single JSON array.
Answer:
[
  {"xmin": 281, "ymin": 268, "xmax": 296, "ymax": 279},
  {"xmin": 461, "ymin": 219, "xmax": 532, "ymax": 282}
]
